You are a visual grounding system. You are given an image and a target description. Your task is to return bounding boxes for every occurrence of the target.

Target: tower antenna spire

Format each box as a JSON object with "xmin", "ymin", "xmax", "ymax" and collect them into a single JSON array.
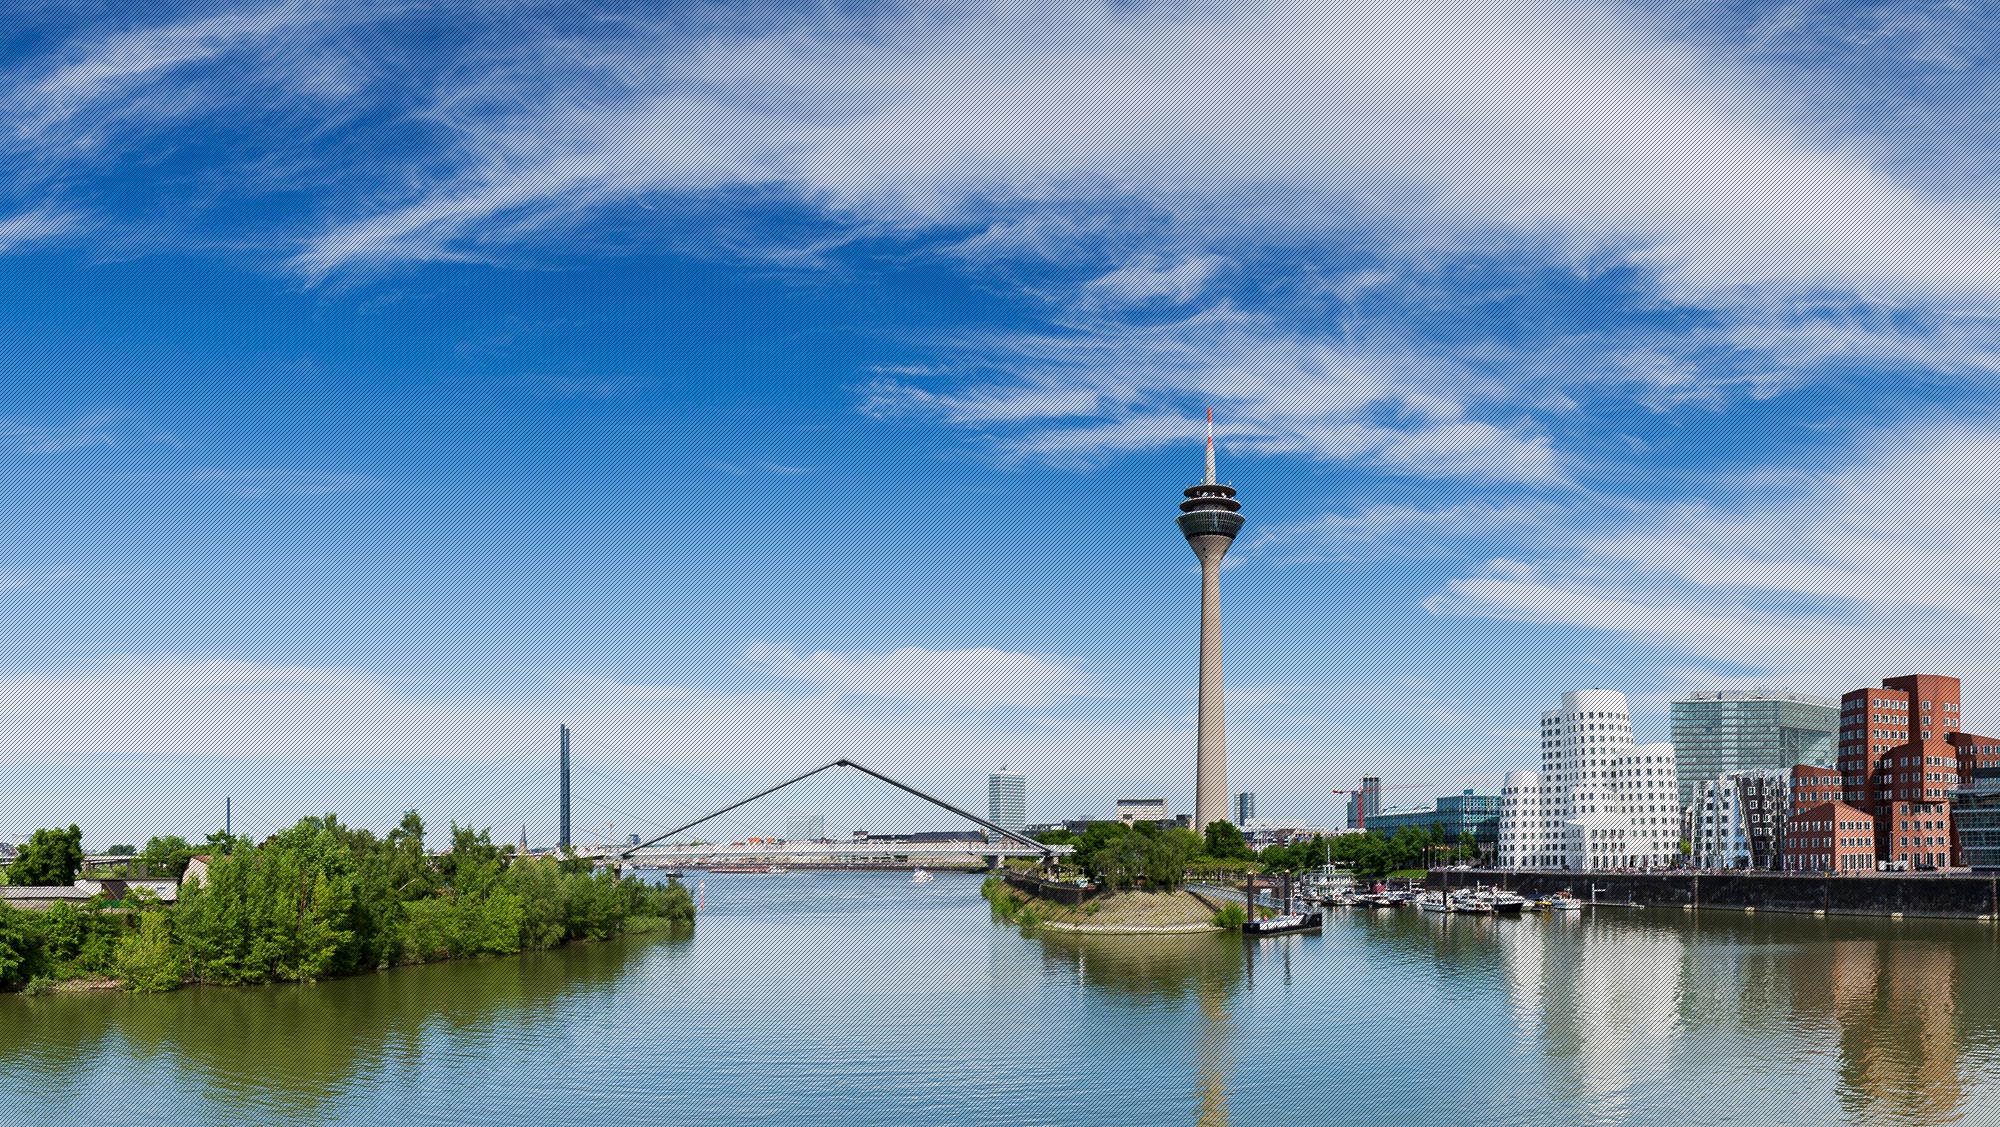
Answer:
[{"xmin": 1204, "ymin": 408, "xmax": 1216, "ymax": 485}]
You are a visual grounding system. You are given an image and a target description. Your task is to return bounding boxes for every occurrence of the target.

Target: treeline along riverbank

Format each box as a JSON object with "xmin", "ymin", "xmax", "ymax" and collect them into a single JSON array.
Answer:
[{"xmin": 0, "ymin": 814, "xmax": 694, "ymax": 994}]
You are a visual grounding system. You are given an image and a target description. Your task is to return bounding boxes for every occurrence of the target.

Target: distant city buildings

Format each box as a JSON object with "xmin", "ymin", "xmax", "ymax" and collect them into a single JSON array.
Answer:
[
  {"xmin": 1671, "ymin": 689, "xmax": 1838, "ymax": 807},
  {"xmin": 1497, "ymin": 689, "xmax": 1679, "ymax": 871},
  {"xmin": 1116, "ymin": 798, "xmax": 1170, "ymax": 825},
  {"xmin": 987, "ymin": 768, "xmax": 1027, "ymax": 834},
  {"xmin": 785, "ymin": 813, "xmax": 825, "ymax": 842},
  {"xmin": 1233, "ymin": 791, "xmax": 1256, "ymax": 825}
]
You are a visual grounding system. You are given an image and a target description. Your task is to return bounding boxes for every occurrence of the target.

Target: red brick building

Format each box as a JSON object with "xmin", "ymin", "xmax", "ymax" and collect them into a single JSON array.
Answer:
[
  {"xmin": 1836, "ymin": 675, "xmax": 2000, "ymax": 867},
  {"xmin": 1791, "ymin": 764, "xmax": 1842, "ymax": 812},
  {"xmin": 1786, "ymin": 801, "xmax": 1878, "ymax": 873},
  {"xmin": 1884, "ymin": 803, "xmax": 1955, "ymax": 870}
]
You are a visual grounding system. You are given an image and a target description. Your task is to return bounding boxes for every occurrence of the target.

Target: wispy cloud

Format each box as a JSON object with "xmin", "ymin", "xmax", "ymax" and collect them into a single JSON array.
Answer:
[
  {"xmin": 1083, "ymin": 254, "xmax": 1230, "ymax": 308},
  {"xmin": 0, "ymin": 409, "xmax": 174, "ymax": 454},
  {"xmin": 743, "ymin": 642, "xmax": 1095, "ymax": 711},
  {"xmin": 1429, "ymin": 423, "xmax": 2000, "ymax": 697},
  {"xmin": 865, "ymin": 306, "xmax": 1567, "ymax": 485}
]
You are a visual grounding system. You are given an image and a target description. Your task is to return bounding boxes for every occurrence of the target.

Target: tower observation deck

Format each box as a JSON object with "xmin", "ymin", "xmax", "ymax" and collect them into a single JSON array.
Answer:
[{"xmin": 1178, "ymin": 410, "xmax": 1243, "ymax": 834}]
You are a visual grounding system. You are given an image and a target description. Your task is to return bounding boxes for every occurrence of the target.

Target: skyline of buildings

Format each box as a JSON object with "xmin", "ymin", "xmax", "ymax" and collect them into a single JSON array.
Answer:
[{"xmin": 1670, "ymin": 690, "xmax": 1838, "ymax": 808}]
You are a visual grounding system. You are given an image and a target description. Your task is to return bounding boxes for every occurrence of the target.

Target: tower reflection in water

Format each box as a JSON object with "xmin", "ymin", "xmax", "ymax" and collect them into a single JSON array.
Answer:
[{"xmin": 1037, "ymin": 931, "xmax": 1246, "ymax": 1126}]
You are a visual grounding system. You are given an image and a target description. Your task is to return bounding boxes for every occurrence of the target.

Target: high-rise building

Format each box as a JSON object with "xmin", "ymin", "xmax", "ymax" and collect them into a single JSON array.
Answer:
[
  {"xmin": 1177, "ymin": 410, "xmax": 1244, "ymax": 834},
  {"xmin": 987, "ymin": 769, "xmax": 1026, "ymax": 833},
  {"xmin": 1670, "ymin": 689, "xmax": 1838, "ymax": 808},
  {"xmin": 1497, "ymin": 689, "xmax": 1680, "ymax": 870},
  {"xmin": 1233, "ymin": 792, "xmax": 1256, "ymax": 825},
  {"xmin": 1347, "ymin": 776, "xmax": 1381, "ymax": 830},
  {"xmin": 785, "ymin": 813, "xmax": 826, "ymax": 841}
]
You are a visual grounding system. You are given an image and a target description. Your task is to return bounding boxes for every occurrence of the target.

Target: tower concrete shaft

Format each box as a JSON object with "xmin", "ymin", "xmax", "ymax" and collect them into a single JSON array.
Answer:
[{"xmin": 1177, "ymin": 411, "xmax": 1244, "ymax": 835}]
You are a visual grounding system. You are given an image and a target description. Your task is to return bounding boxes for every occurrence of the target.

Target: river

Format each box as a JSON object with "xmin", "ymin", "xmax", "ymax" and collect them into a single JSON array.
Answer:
[{"xmin": 9, "ymin": 870, "xmax": 2000, "ymax": 1125}]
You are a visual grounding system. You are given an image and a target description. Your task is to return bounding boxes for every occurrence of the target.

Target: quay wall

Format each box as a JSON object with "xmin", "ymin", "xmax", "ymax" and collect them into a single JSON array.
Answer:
[{"xmin": 1429, "ymin": 869, "xmax": 2000, "ymax": 920}]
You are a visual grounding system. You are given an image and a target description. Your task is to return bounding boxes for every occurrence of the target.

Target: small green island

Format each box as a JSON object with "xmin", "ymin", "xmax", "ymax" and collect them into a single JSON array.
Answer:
[
  {"xmin": 985, "ymin": 817, "xmax": 1481, "ymax": 932},
  {"xmin": 0, "ymin": 814, "xmax": 694, "ymax": 996}
]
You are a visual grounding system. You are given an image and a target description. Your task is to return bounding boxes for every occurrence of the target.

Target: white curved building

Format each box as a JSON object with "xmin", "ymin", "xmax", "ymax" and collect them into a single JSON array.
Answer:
[{"xmin": 1498, "ymin": 689, "xmax": 1680, "ymax": 870}]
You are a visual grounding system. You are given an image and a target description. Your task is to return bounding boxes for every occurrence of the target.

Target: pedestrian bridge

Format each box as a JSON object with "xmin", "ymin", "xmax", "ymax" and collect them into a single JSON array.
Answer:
[
  {"xmin": 584, "ymin": 840, "xmax": 1064, "ymax": 868},
  {"xmin": 586, "ymin": 757, "xmax": 1064, "ymax": 868}
]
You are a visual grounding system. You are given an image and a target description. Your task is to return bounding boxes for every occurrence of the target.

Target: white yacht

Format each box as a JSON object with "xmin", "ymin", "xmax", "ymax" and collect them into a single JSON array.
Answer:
[{"xmin": 911, "ymin": 868, "xmax": 935, "ymax": 884}]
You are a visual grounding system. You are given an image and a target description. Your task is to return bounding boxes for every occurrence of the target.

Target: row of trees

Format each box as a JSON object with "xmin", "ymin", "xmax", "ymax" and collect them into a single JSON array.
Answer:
[
  {"xmin": 0, "ymin": 813, "xmax": 695, "ymax": 993},
  {"xmin": 1258, "ymin": 825, "xmax": 1480, "ymax": 882},
  {"xmin": 1031, "ymin": 819, "xmax": 1478, "ymax": 888}
]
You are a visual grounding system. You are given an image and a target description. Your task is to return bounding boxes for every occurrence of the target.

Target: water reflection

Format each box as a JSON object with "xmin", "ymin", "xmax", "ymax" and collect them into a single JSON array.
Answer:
[
  {"xmin": 1037, "ymin": 931, "xmax": 1245, "ymax": 1125},
  {"xmin": 1825, "ymin": 935, "xmax": 1965, "ymax": 1124},
  {"xmin": 12, "ymin": 930, "xmax": 687, "ymax": 1123}
]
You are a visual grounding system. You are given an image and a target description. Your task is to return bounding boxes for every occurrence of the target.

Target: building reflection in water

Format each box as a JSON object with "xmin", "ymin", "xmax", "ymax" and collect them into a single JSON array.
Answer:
[
  {"xmin": 1497, "ymin": 907, "xmax": 1985, "ymax": 1126},
  {"xmin": 1824, "ymin": 936, "xmax": 1965, "ymax": 1125},
  {"xmin": 1496, "ymin": 912, "xmax": 1685, "ymax": 1123},
  {"xmin": 1038, "ymin": 931, "xmax": 1246, "ymax": 1126}
]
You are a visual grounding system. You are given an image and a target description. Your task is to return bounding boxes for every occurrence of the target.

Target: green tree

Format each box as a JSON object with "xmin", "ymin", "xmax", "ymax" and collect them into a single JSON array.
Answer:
[
  {"xmin": 0, "ymin": 902, "xmax": 43, "ymax": 989},
  {"xmin": 8, "ymin": 825, "xmax": 85, "ymax": 886},
  {"xmin": 106, "ymin": 844, "xmax": 137, "ymax": 856},
  {"xmin": 1146, "ymin": 828, "xmax": 1201, "ymax": 889},
  {"xmin": 141, "ymin": 835, "xmax": 197, "ymax": 880},
  {"xmin": 1203, "ymin": 820, "xmax": 1253, "ymax": 862},
  {"xmin": 115, "ymin": 910, "xmax": 184, "ymax": 993}
]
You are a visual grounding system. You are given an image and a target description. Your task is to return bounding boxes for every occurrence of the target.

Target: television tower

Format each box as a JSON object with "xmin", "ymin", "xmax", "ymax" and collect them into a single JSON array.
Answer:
[{"xmin": 1177, "ymin": 409, "xmax": 1244, "ymax": 834}]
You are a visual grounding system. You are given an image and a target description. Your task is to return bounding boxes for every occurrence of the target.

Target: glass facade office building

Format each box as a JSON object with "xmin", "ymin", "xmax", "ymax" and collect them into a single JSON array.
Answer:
[
  {"xmin": 1365, "ymin": 791, "xmax": 1504, "ymax": 851},
  {"xmin": 1671, "ymin": 690, "xmax": 1839, "ymax": 808}
]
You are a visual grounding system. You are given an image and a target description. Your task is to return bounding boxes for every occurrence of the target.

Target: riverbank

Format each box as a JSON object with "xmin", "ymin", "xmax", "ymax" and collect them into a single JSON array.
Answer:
[{"xmin": 983, "ymin": 876, "xmax": 1230, "ymax": 932}]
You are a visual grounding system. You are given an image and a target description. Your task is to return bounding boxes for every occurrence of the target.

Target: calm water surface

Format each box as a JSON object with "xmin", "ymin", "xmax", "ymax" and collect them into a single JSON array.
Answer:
[{"xmin": 10, "ymin": 871, "xmax": 2000, "ymax": 1126}]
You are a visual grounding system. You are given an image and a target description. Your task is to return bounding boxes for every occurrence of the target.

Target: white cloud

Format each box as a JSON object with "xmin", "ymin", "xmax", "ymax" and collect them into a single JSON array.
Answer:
[
  {"xmin": 743, "ymin": 643, "xmax": 1095, "ymax": 710},
  {"xmin": 867, "ymin": 308, "xmax": 1568, "ymax": 484},
  {"xmin": 231, "ymin": 0, "xmax": 2000, "ymax": 321},
  {"xmin": 0, "ymin": 206, "xmax": 87, "ymax": 254},
  {"xmin": 1430, "ymin": 424, "xmax": 2000, "ymax": 703},
  {"xmin": 1083, "ymin": 254, "xmax": 1229, "ymax": 307}
]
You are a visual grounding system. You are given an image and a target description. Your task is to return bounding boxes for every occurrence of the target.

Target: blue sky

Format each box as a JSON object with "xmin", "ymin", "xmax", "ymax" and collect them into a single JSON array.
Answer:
[{"xmin": 8, "ymin": 0, "xmax": 2000, "ymax": 846}]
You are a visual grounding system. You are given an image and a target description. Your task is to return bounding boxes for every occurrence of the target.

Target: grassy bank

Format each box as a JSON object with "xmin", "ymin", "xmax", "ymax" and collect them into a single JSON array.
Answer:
[{"xmin": 982, "ymin": 877, "xmax": 1234, "ymax": 933}]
